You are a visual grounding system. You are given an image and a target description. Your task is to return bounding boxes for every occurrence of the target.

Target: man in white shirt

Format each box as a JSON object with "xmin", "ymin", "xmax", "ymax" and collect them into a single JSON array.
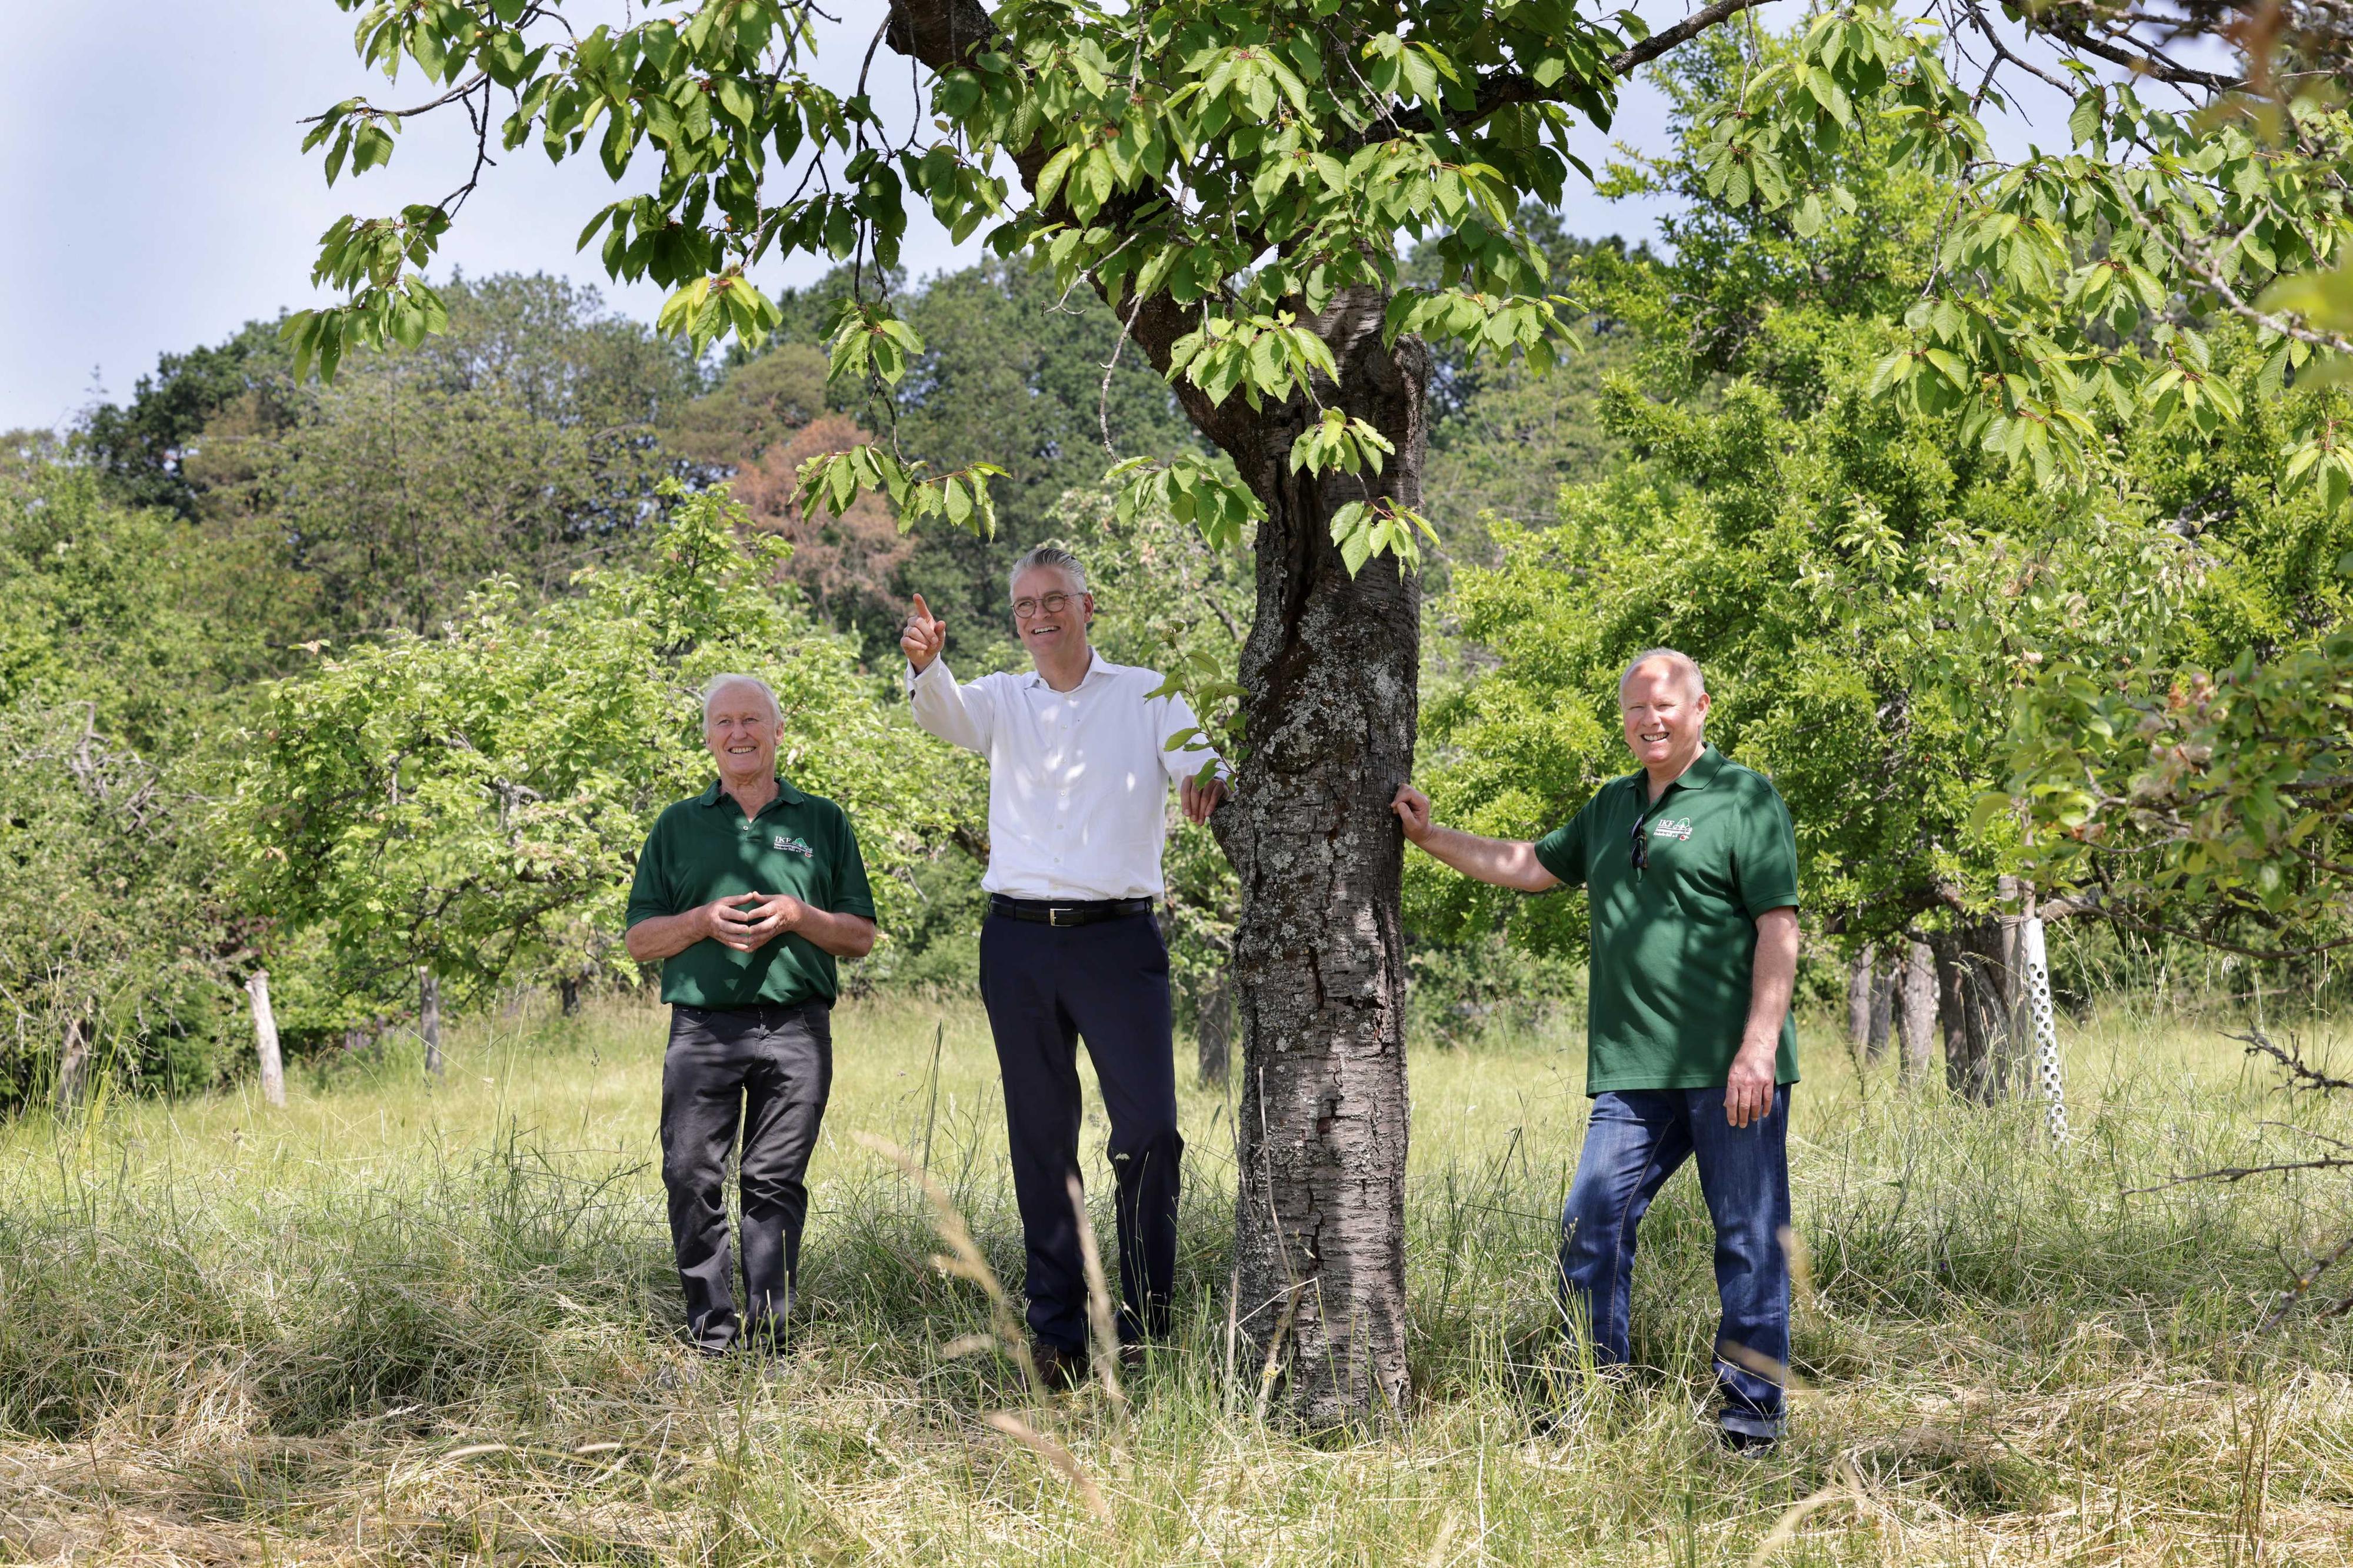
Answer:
[{"xmin": 902, "ymin": 546, "xmax": 1225, "ymax": 1384}]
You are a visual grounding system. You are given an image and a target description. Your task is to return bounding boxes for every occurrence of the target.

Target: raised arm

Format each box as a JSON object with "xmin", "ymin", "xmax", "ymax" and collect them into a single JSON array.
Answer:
[
  {"xmin": 1391, "ymin": 785, "xmax": 1559, "ymax": 893},
  {"xmin": 901, "ymin": 592, "xmax": 992, "ymax": 753}
]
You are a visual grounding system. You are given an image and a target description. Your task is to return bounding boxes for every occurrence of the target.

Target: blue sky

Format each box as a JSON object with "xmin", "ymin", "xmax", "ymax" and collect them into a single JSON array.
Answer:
[{"xmin": 3, "ymin": 1, "xmax": 2089, "ymax": 433}]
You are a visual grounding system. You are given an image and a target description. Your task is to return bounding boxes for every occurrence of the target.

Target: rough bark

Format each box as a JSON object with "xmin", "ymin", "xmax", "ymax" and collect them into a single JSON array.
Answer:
[
  {"xmin": 1929, "ymin": 921, "xmax": 2011, "ymax": 1103},
  {"xmin": 1867, "ymin": 960, "xmax": 1895, "ymax": 1060},
  {"xmin": 248, "ymin": 969, "xmax": 285, "ymax": 1108},
  {"xmin": 419, "ymin": 969, "xmax": 444, "ymax": 1079},
  {"xmin": 1210, "ymin": 288, "xmax": 1426, "ymax": 1423},
  {"xmin": 1846, "ymin": 946, "xmax": 1875, "ymax": 1053},
  {"xmin": 1897, "ymin": 940, "xmax": 1936, "ymax": 1085},
  {"xmin": 52, "ymin": 1019, "xmax": 91, "ymax": 1117},
  {"xmin": 1195, "ymin": 967, "xmax": 1233, "ymax": 1087}
]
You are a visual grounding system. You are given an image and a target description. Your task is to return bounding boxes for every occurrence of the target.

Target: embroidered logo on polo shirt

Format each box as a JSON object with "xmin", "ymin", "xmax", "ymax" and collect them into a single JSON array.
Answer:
[
  {"xmin": 772, "ymin": 835, "xmax": 815, "ymax": 858},
  {"xmin": 1653, "ymin": 816, "xmax": 1695, "ymax": 841}
]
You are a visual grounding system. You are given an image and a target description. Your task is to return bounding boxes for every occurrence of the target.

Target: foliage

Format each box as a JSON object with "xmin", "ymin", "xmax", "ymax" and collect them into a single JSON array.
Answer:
[
  {"xmin": 281, "ymin": 0, "xmax": 2350, "ymax": 593},
  {"xmin": 2006, "ymin": 629, "xmax": 2353, "ymax": 960},
  {"xmin": 74, "ymin": 318, "xmax": 301, "ymax": 520},
  {"xmin": 0, "ymin": 461, "xmax": 250, "ymax": 1104},
  {"xmin": 226, "ymin": 485, "xmax": 973, "ymax": 1018},
  {"xmin": 191, "ymin": 274, "xmax": 703, "ymax": 642}
]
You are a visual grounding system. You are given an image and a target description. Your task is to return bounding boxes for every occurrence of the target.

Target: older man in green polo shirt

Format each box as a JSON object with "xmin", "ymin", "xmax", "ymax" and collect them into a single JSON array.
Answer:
[
  {"xmin": 1393, "ymin": 648, "xmax": 1800, "ymax": 1448},
  {"xmin": 625, "ymin": 674, "xmax": 878, "ymax": 1355}
]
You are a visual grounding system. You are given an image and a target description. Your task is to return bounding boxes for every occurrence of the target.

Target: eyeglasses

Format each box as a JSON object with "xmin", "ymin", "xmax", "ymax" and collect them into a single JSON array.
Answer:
[
  {"xmin": 1013, "ymin": 592, "xmax": 1075, "ymax": 619},
  {"xmin": 1629, "ymin": 814, "xmax": 1649, "ymax": 872}
]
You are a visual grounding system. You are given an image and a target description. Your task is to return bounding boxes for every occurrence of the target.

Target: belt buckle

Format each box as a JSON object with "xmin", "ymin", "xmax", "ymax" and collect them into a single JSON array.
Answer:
[{"xmin": 1048, "ymin": 905, "xmax": 1072, "ymax": 927}]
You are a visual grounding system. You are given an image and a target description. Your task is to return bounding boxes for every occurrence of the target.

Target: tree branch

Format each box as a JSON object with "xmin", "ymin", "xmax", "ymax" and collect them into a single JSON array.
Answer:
[
  {"xmin": 2229, "ymin": 1028, "xmax": 2353, "ymax": 1094},
  {"xmin": 2030, "ymin": 16, "xmax": 2245, "ymax": 91},
  {"xmin": 1609, "ymin": 0, "xmax": 1776, "ymax": 76}
]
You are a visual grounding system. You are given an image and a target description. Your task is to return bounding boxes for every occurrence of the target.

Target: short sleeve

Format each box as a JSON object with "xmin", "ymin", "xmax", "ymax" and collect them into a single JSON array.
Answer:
[
  {"xmin": 1531, "ymin": 799, "xmax": 1592, "ymax": 888},
  {"xmin": 624, "ymin": 816, "xmax": 675, "ymax": 928},
  {"xmin": 1735, "ymin": 783, "xmax": 1800, "ymax": 917},
  {"xmin": 827, "ymin": 806, "xmax": 878, "ymax": 921}
]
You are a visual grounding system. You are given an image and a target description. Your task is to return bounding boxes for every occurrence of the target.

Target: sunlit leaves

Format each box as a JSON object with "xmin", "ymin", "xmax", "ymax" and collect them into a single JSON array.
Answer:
[
  {"xmin": 792, "ymin": 443, "xmax": 1008, "ymax": 541},
  {"xmin": 824, "ymin": 299, "xmax": 926, "ymax": 389},
  {"xmin": 1289, "ymin": 408, "xmax": 1393, "ymax": 477},
  {"xmin": 1329, "ymin": 497, "xmax": 1437, "ymax": 576},
  {"xmin": 655, "ymin": 272, "xmax": 781, "ymax": 355},
  {"xmin": 1110, "ymin": 455, "xmax": 1265, "ymax": 553}
]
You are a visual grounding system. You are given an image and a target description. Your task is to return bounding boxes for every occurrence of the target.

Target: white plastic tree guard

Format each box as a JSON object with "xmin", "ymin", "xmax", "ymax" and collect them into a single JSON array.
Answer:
[{"xmin": 2019, "ymin": 916, "xmax": 2069, "ymax": 1143}]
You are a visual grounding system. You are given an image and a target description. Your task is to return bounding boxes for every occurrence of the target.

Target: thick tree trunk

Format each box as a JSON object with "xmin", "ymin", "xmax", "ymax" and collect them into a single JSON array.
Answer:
[
  {"xmin": 247, "ymin": 969, "xmax": 285, "ymax": 1108},
  {"xmin": 419, "ymin": 969, "xmax": 444, "ymax": 1079},
  {"xmin": 52, "ymin": 1018, "xmax": 91, "ymax": 1116},
  {"xmin": 1867, "ymin": 959, "xmax": 1895, "ymax": 1060},
  {"xmin": 1929, "ymin": 922, "xmax": 2011, "ymax": 1103},
  {"xmin": 1845, "ymin": 946, "xmax": 1875, "ymax": 1053},
  {"xmin": 1212, "ymin": 289, "xmax": 1425, "ymax": 1422},
  {"xmin": 1897, "ymin": 940, "xmax": 1936, "ymax": 1085},
  {"xmin": 1194, "ymin": 966, "xmax": 1233, "ymax": 1088},
  {"xmin": 560, "ymin": 975, "xmax": 582, "ymax": 1016}
]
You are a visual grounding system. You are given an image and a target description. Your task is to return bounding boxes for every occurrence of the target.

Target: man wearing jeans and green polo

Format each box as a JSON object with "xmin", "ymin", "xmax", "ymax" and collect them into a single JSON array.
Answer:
[{"xmin": 1392, "ymin": 648, "xmax": 1800, "ymax": 1448}]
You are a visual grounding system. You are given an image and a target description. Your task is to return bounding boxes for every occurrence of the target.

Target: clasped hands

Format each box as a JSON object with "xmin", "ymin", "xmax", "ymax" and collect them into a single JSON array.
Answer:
[{"xmin": 699, "ymin": 892, "xmax": 809, "ymax": 953}]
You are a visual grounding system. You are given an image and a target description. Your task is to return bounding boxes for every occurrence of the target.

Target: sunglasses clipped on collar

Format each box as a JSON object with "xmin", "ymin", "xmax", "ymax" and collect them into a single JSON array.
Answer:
[{"xmin": 1629, "ymin": 812, "xmax": 1649, "ymax": 872}]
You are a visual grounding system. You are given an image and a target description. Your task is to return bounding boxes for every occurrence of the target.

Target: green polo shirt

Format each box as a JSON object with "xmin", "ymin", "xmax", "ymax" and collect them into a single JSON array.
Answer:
[
  {"xmin": 1531, "ymin": 745, "xmax": 1799, "ymax": 1095},
  {"xmin": 624, "ymin": 778, "xmax": 876, "ymax": 1008}
]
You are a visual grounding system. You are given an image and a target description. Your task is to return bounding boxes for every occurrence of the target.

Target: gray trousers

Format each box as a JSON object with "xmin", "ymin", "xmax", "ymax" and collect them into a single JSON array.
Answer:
[{"xmin": 660, "ymin": 1002, "xmax": 832, "ymax": 1353}]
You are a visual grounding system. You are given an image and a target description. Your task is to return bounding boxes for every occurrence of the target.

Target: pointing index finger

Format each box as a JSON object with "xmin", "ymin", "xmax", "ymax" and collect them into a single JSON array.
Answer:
[{"xmin": 911, "ymin": 592, "xmax": 932, "ymax": 624}]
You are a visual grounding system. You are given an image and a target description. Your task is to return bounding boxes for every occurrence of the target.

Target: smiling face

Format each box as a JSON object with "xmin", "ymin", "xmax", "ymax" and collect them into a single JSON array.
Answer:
[
  {"xmin": 704, "ymin": 682, "xmax": 780, "ymax": 784},
  {"xmin": 1619, "ymin": 657, "xmax": 1711, "ymax": 778},
  {"xmin": 1010, "ymin": 562, "xmax": 1093, "ymax": 665}
]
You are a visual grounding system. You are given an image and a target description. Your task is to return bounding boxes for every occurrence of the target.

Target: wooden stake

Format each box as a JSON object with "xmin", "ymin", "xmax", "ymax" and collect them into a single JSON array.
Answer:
[{"xmin": 247, "ymin": 969, "xmax": 285, "ymax": 1107}]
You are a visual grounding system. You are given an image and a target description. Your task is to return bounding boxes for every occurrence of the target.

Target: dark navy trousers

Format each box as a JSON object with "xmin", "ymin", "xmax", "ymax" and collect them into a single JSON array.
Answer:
[{"xmin": 979, "ymin": 909, "xmax": 1183, "ymax": 1352}]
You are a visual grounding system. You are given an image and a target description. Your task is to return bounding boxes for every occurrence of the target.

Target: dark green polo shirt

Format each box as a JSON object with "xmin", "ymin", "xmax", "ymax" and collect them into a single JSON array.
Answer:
[
  {"xmin": 624, "ymin": 778, "xmax": 876, "ymax": 1008},
  {"xmin": 1532, "ymin": 746, "xmax": 1800, "ymax": 1095}
]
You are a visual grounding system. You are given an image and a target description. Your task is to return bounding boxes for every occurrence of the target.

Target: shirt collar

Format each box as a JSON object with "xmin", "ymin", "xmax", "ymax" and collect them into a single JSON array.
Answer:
[
  {"xmin": 1677, "ymin": 744, "xmax": 1728, "ymax": 792},
  {"xmin": 699, "ymin": 776, "xmax": 805, "ymax": 810},
  {"xmin": 1624, "ymin": 743, "xmax": 1726, "ymax": 800},
  {"xmin": 1023, "ymin": 650, "xmax": 1114, "ymax": 690}
]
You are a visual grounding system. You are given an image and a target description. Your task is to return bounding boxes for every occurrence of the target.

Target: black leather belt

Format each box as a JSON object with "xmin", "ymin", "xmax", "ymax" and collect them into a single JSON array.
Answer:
[{"xmin": 990, "ymin": 895, "xmax": 1154, "ymax": 927}]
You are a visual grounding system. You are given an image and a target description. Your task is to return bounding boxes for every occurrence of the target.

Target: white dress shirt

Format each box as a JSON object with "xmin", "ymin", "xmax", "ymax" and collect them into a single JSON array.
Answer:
[{"xmin": 908, "ymin": 651, "xmax": 1223, "ymax": 899}]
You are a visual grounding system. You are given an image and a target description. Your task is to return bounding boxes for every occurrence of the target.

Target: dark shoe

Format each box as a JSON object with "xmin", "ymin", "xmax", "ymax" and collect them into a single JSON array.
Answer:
[
  {"xmin": 1717, "ymin": 1420, "xmax": 1781, "ymax": 1454},
  {"xmin": 1116, "ymin": 1342, "xmax": 1148, "ymax": 1375},
  {"xmin": 1029, "ymin": 1342, "xmax": 1087, "ymax": 1393}
]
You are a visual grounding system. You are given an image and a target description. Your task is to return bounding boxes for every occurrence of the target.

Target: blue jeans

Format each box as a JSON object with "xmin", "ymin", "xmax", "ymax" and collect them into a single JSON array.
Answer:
[{"xmin": 1557, "ymin": 1086, "xmax": 1792, "ymax": 1437}]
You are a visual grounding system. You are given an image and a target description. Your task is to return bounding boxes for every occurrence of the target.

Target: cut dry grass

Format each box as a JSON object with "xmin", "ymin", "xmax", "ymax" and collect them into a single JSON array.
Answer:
[{"xmin": 1, "ymin": 993, "xmax": 2349, "ymax": 1564}]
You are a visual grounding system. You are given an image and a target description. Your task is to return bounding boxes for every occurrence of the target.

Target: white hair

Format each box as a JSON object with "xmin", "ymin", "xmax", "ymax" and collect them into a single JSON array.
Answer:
[
  {"xmin": 1008, "ymin": 545, "xmax": 1087, "ymax": 598},
  {"xmin": 1618, "ymin": 648, "xmax": 1706, "ymax": 700},
  {"xmin": 701, "ymin": 673, "xmax": 781, "ymax": 726}
]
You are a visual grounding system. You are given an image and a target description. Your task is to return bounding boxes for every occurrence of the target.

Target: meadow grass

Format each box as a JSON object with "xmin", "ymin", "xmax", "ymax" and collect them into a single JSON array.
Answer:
[{"xmin": 1, "ymin": 993, "xmax": 2349, "ymax": 1564}]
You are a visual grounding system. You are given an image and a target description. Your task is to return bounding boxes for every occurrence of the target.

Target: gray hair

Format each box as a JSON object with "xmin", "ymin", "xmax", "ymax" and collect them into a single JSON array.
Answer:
[
  {"xmin": 1008, "ymin": 545, "xmax": 1087, "ymax": 598},
  {"xmin": 701, "ymin": 673, "xmax": 781, "ymax": 726},
  {"xmin": 1618, "ymin": 648, "xmax": 1707, "ymax": 700}
]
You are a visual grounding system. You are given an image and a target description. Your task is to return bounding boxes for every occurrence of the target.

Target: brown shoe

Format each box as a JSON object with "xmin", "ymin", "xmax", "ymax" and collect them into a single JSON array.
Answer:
[{"xmin": 1029, "ymin": 1342, "xmax": 1086, "ymax": 1393}]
